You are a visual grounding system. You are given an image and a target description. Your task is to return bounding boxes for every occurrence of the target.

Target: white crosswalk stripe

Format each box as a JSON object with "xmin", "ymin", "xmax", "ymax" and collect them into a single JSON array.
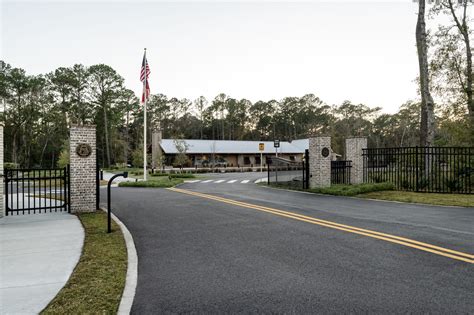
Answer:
[{"xmin": 185, "ymin": 178, "xmax": 256, "ymax": 184}]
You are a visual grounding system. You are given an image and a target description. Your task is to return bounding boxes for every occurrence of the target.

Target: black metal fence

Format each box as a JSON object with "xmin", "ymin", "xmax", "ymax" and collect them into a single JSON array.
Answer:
[
  {"xmin": 5, "ymin": 166, "xmax": 70, "ymax": 215},
  {"xmin": 331, "ymin": 160, "xmax": 352, "ymax": 184},
  {"xmin": 363, "ymin": 147, "xmax": 473, "ymax": 194},
  {"xmin": 267, "ymin": 150, "xmax": 309, "ymax": 189}
]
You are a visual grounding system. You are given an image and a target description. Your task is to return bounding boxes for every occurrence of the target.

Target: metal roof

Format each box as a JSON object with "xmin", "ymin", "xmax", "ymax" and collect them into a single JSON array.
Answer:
[{"xmin": 160, "ymin": 139, "xmax": 309, "ymax": 154}]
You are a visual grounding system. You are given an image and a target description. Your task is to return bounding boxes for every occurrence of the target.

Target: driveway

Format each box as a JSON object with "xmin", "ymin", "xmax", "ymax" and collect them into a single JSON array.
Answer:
[{"xmin": 104, "ymin": 175, "xmax": 474, "ymax": 313}]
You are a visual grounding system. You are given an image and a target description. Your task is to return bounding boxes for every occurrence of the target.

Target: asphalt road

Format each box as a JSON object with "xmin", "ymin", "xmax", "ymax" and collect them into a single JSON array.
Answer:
[{"xmin": 104, "ymin": 174, "xmax": 474, "ymax": 313}]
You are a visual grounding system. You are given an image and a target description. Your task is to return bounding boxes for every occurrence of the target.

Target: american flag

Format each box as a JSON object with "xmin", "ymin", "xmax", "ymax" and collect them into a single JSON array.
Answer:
[{"xmin": 140, "ymin": 52, "xmax": 150, "ymax": 102}]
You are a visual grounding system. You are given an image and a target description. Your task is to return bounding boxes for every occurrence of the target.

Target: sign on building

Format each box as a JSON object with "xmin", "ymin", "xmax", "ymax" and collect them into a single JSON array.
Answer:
[{"xmin": 259, "ymin": 143, "xmax": 265, "ymax": 151}]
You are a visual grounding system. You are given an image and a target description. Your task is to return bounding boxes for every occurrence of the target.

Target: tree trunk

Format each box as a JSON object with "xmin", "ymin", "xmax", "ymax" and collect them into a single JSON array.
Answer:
[
  {"xmin": 465, "ymin": 33, "xmax": 474, "ymax": 136},
  {"xmin": 12, "ymin": 132, "xmax": 17, "ymax": 165},
  {"xmin": 125, "ymin": 110, "xmax": 130, "ymax": 164},
  {"xmin": 416, "ymin": 0, "xmax": 435, "ymax": 147},
  {"xmin": 39, "ymin": 137, "xmax": 49, "ymax": 168},
  {"xmin": 103, "ymin": 103, "xmax": 111, "ymax": 167},
  {"xmin": 447, "ymin": 0, "xmax": 473, "ymax": 144}
]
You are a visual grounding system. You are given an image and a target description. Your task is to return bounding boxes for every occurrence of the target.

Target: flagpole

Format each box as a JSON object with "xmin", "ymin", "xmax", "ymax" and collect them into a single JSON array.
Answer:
[{"xmin": 143, "ymin": 48, "xmax": 147, "ymax": 181}]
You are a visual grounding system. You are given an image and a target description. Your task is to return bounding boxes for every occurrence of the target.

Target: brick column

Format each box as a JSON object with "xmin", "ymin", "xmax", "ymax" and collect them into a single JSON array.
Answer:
[
  {"xmin": 0, "ymin": 125, "xmax": 4, "ymax": 218},
  {"xmin": 309, "ymin": 137, "xmax": 331, "ymax": 188},
  {"xmin": 70, "ymin": 126, "xmax": 96, "ymax": 213},
  {"xmin": 151, "ymin": 122, "xmax": 163, "ymax": 170},
  {"xmin": 345, "ymin": 137, "xmax": 367, "ymax": 184}
]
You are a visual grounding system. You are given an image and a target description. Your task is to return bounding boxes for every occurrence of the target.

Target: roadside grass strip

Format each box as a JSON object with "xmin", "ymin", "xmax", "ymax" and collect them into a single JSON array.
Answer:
[
  {"xmin": 119, "ymin": 177, "xmax": 184, "ymax": 188},
  {"xmin": 41, "ymin": 212, "xmax": 127, "ymax": 314},
  {"xmin": 359, "ymin": 191, "xmax": 474, "ymax": 208},
  {"xmin": 168, "ymin": 187, "xmax": 474, "ymax": 264}
]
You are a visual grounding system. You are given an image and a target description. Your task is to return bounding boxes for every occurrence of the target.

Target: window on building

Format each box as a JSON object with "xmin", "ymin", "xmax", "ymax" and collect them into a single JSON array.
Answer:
[
  {"xmin": 244, "ymin": 157, "xmax": 251, "ymax": 165},
  {"xmin": 255, "ymin": 156, "xmax": 261, "ymax": 164},
  {"xmin": 290, "ymin": 156, "xmax": 295, "ymax": 161}
]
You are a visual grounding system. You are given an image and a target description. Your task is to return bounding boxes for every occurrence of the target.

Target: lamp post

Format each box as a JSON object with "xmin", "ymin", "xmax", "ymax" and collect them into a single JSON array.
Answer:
[{"xmin": 107, "ymin": 172, "xmax": 128, "ymax": 233}]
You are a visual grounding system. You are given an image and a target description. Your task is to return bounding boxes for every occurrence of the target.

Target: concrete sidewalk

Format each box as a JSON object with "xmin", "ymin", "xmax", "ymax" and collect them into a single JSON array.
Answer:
[{"xmin": 0, "ymin": 212, "xmax": 84, "ymax": 314}]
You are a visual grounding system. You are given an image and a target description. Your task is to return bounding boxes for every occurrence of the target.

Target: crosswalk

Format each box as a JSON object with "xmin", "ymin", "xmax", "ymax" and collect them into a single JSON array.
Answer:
[{"xmin": 185, "ymin": 179, "xmax": 263, "ymax": 184}]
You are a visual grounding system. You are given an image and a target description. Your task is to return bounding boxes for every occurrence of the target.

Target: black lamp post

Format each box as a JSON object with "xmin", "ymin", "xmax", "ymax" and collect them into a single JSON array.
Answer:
[{"xmin": 107, "ymin": 172, "xmax": 128, "ymax": 233}]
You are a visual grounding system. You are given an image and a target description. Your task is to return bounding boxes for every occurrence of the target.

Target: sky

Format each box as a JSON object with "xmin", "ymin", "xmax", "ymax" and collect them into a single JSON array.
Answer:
[{"xmin": 1, "ymin": 0, "xmax": 442, "ymax": 113}]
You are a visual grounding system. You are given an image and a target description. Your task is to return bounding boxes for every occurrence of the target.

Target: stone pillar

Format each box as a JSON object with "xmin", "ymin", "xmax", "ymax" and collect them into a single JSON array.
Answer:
[
  {"xmin": 151, "ymin": 122, "xmax": 163, "ymax": 170},
  {"xmin": 309, "ymin": 137, "xmax": 331, "ymax": 188},
  {"xmin": 0, "ymin": 125, "xmax": 4, "ymax": 218},
  {"xmin": 345, "ymin": 137, "xmax": 367, "ymax": 184},
  {"xmin": 70, "ymin": 126, "xmax": 96, "ymax": 213}
]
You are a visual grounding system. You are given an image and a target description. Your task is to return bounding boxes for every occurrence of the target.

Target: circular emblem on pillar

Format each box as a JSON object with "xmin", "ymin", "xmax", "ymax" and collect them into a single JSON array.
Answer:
[
  {"xmin": 321, "ymin": 147, "xmax": 330, "ymax": 158},
  {"xmin": 76, "ymin": 143, "xmax": 92, "ymax": 158}
]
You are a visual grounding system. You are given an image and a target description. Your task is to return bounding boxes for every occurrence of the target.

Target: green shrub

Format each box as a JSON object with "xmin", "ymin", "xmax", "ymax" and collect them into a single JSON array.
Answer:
[
  {"xmin": 118, "ymin": 178, "xmax": 183, "ymax": 188},
  {"xmin": 4, "ymin": 162, "xmax": 19, "ymax": 169},
  {"xmin": 169, "ymin": 173, "xmax": 196, "ymax": 179},
  {"xmin": 307, "ymin": 182, "xmax": 394, "ymax": 196},
  {"xmin": 445, "ymin": 178, "xmax": 461, "ymax": 192},
  {"xmin": 150, "ymin": 172, "xmax": 169, "ymax": 177},
  {"xmin": 57, "ymin": 145, "xmax": 69, "ymax": 169}
]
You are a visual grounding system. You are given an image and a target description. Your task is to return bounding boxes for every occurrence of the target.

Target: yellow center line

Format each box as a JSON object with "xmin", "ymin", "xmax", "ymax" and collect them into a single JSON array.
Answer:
[{"xmin": 168, "ymin": 187, "xmax": 474, "ymax": 264}]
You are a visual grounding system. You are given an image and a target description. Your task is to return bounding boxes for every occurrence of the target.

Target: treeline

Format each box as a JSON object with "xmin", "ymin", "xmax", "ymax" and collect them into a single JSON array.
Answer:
[{"xmin": 0, "ymin": 60, "xmax": 471, "ymax": 168}]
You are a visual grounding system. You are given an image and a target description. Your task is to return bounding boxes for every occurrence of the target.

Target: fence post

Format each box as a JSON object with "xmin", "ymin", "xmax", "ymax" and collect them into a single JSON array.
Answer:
[
  {"xmin": 309, "ymin": 137, "xmax": 331, "ymax": 188},
  {"xmin": 96, "ymin": 160, "xmax": 100, "ymax": 211},
  {"xmin": 70, "ymin": 126, "xmax": 96, "ymax": 213},
  {"xmin": 4, "ymin": 171, "xmax": 8, "ymax": 216},
  {"xmin": 0, "ymin": 125, "xmax": 3, "ymax": 218},
  {"xmin": 305, "ymin": 149, "xmax": 310, "ymax": 189},
  {"xmin": 345, "ymin": 137, "xmax": 367, "ymax": 184},
  {"xmin": 63, "ymin": 166, "xmax": 67, "ymax": 212},
  {"xmin": 415, "ymin": 146, "xmax": 419, "ymax": 192},
  {"xmin": 302, "ymin": 161, "xmax": 306, "ymax": 189},
  {"xmin": 267, "ymin": 158, "xmax": 270, "ymax": 184},
  {"xmin": 67, "ymin": 164, "xmax": 71, "ymax": 212}
]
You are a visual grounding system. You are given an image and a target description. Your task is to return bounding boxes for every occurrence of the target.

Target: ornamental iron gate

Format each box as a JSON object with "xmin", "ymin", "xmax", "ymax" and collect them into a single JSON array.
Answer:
[
  {"xmin": 267, "ymin": 150, "xmax": 310, "ymax": 189},
  {"xmin": 331, "ymin": 160, "xmax": 352, "ymax": 184},
  {"xmin": 5, "ymin": 165, "xmax": 70, "ymax": 215},
  {"xmin": 363, "ymin": 147, "xmax": 473, "ymax": 194}
]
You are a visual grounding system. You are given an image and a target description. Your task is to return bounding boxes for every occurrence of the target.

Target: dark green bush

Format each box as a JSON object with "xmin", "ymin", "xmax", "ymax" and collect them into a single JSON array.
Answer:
[
  {"xmin": 150, "ymin": 172, "xmax": 169, "ymax": 177},
  {"xmin": 307, "ymin": 182, "xmax": 395, "ymax": 196},
  {"xmin": 169, "ymin": 173, "xmax": 196, "ymax": 179},
  {"xmin": 118, "ymin": 178, "xmax": 183, "ymax": 188},
  {"xmin": 4, "ymin": 162, "xmax": 19, "ymax": 169}
]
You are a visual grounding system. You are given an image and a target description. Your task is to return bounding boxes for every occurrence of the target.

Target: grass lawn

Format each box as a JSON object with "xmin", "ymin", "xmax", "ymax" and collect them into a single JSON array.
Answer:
[
  {"xmin": 307, "ymin": 182, "xmax": 394, "ymax": 196},
  {"xmin": 267, "ymin": 182, "xmax": 473, "ymax": 207},
  {"xmin": 118, "ymin": 175, "xmax": 185, "ymax": 188},
  {"xmin": 41, "ymin": 211, "xmax": 127, "ymax": 314},
  {"xmin": 359, "ymin": 191, "xmax": 474, "ymax": 207}
]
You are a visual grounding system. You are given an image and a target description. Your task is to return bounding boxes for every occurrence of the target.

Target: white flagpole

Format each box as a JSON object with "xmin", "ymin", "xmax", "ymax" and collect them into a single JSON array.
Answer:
[{"xmin": 143, "ymin": 48, "xmax": 147, "ymax": 181}]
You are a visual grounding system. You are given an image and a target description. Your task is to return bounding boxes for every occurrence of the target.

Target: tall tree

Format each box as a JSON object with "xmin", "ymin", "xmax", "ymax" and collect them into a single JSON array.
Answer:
[
  {"xmin": 431, "ymin": 0, "xmax": 473, "ymax": 143},
  {"xmin": 194, "ymin": 96, "xmax": 208, "ymax": 139},
  {"xmin": 416, "ymin": 0, "xmax": 436, "ymax": 146},
  {"xmin": 89, "ymin": 64, "xmax": 125, "ymax": 167}
]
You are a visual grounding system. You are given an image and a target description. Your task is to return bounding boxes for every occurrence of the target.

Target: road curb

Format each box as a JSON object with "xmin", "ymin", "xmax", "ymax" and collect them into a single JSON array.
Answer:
[{"xmin": 106, "ymin": 209, "xmax": 138, "ymax": 314}]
